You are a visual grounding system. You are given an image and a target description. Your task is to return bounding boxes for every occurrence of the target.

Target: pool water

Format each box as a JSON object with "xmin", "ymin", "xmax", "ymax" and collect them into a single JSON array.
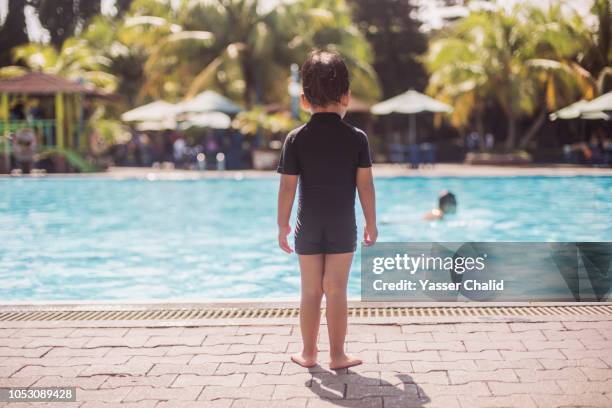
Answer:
[{"xmin": 1, "ymin": 176, "xmax": 611, "ymax": 301}]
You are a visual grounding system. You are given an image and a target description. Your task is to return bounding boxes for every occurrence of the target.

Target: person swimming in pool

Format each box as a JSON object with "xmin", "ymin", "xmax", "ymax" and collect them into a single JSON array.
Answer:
[
  {"xmin": 277, "ymin": 49, "xmax": 377, "ymax": 370},
  {"xmin": 423, "ymin": 190, "xmax": 457, "ymax": 220}
]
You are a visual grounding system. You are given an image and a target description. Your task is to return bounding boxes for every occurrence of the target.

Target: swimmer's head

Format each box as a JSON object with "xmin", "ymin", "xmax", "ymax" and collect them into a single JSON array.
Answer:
[
  {"xmin": 300, "ymin": 49, "xmax": 350, "ymax": 115},
  {"xmin": 438, "ymin": 191, "xmax": 457, "ymax": 214}
]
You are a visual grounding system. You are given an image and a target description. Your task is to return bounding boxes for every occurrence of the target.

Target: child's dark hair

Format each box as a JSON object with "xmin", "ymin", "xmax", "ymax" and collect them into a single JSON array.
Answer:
[
  {"xmin": 438, "ymin": 191, "xmax": 457, "ymax": 213},
  {"xmin": 300, "ymin": 49, "xmax": 349, "ymax": 107}
]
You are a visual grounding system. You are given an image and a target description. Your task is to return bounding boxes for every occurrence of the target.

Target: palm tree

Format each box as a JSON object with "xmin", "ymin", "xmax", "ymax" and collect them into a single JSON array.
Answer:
[
  {"xmin": 129, "ymin": 0, "xmax": 380, "ymax": 107},
  {"xmin": 425, "ymin": 3, "xmax": 610, "ymax": 150}
]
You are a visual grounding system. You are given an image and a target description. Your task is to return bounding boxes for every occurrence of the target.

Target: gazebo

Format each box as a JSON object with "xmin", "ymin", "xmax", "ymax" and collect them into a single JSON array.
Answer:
[{"xmin": 0, "ymin": 72, "xmax": 109, "ymax": 171}]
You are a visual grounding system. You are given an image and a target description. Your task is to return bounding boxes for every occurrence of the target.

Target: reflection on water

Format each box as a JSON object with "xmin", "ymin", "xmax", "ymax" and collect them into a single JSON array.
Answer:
[{"xmin": 0, "ymin": 176, "xmax": 611, "ymax": 300}]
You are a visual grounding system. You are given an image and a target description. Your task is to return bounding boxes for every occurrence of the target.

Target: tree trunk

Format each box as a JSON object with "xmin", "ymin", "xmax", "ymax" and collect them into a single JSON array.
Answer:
[
  {"xmin": 518, "ymin": 109, "xmax": 547, "ymax": 149},
  {"xmin": 504, "ymin": 114, "xmax": 516, "ymax": 151}
]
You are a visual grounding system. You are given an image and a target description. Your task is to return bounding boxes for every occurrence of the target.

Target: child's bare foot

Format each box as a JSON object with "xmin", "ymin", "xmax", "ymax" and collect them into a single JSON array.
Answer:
[
  {"xmin": 329, "ymin": 353, "xmax": 362, "ymax": 370},
  {"xmin": 290, "ymin": 352, "xmax": 317, "ymax": 368}
]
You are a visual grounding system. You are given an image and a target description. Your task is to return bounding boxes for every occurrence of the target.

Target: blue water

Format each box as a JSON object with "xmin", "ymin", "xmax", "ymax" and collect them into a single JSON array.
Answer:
[{"xmin": 1, "ymin": 176, "xmax": 611, "ymax": 301}]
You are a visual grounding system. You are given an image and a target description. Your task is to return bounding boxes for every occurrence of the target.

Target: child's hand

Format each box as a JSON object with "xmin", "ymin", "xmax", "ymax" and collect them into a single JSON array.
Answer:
[
  {"xmin": 363, "ymin": 224, "xmax": 378, "ymax": 246},
  {"xmin": 278, "ymin": 225, "xmax": 293, "ymax": 253}
]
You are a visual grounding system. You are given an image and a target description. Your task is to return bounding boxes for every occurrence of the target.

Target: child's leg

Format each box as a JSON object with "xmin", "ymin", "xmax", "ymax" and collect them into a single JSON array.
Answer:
[
  {"xmin": 292, "ymin": 254, "xmax": 324, "ymax": 367},
  {"xmin": 323, "ymin": 252, "xmax": 362, "ymax": 369}
]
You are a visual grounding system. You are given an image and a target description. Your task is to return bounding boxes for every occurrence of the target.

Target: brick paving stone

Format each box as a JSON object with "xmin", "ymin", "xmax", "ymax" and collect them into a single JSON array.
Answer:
[
  {"xmin": 501, "ymin": 349, "xmax": 566, "ymax": 361},
  {"xmin": 556, "ymin": 379, "xmax": 612, "ymax": 394},
  {"xmin": 561, "ymin": 348, "xmax": 609, "ymax": 360},
  {"xmin": 165, "ymin": 344, "xmax": 229, "ymax": 356},
  {"xmin": 412, "ymin": 360, "xmax": 478, "ymax": 373},
  {"xmin": 14, "ymin": 328, "xmax": 76, "ymax": 338},
  {"xmin": 455, "ymin": 323, "xmax": 510, "ymax": 333},
  {"xmin": 172, "ymin": 373, "xmax": 244, "ymax": 387},
  {"xmin": 68, "ymin": 328, "xmax": 128, "ymax": 338},
  {"xmin": 419, "ymin": 382, "xmax": 490, "ymax": 397},
  {"xmin": 515, "ymin": 367, "xmax": 587, "ymax": 382},
  {"xmin": 25, "ymin": 337, "xmax": 91, "ymax": 348},
  {"xmin": 580, "ymin": 338, "xmax": 612, "ymax": 350},
  {"xmin": 46, "ymin": 347, "xmax": 110, "ymax": 358},
  {"xmin": 432, "ymin": 332, "xmax": 490, "ymax": 342},
  {"xmin": 232, "ymin": 398, "xmax": 308, "ymax": 407},
  {"xmin": 474, "ymin": 359, "xmax": 543, "ymax": 370},
  {"xmin": 463, "ymin": 340, "xmax": 525, "ymax": 352},
  {"xmin": 307, "ymin": 397, "xmax": 383, "ymax": 408},
  {"xmin": 157, "ymin": 400, "xmax": 233, "ymax": 408},
  {"xmin": 440, "ymin": 350, "xmax": 502, "ymax": 361},
  {"xmin": 202, "ymin": 334, "xmax": 261, "ymax": 346},
  {"xmin": 459, "ymin": 395, "xmax": 537, "ymax": 408},
  {"xmin": 350, "ymin": 325, "xmax": 401, "ymax": 335},
  {"xmin": 563, "ymin": 321, "xmax": 612, "ymax": 331},
  {"xmin": 488, "ymin": 380, "xmax": 563, "ymax": 395},
  {"xmin": 180, "ymin": 326, "xmax": 239, "ymax": 336},
  {"xmin": 242, "ymin": 372, "xmax": 311, "ymax": 387},
  {"xmin": 215, "ymin": 361, "xmax": 283, "ymax": 375},
  {"xmin": 401, "ymin": 324, "xmax": 456, "ymax": 333},
  {"xmin": 579, "ymin": 367, "xmax": 612, "ymax": 381},
  {"xmin": 236, "ymin": 325, "xmax": 292, "ymax": 335},
  {"xmin": 122, "ymin": 385, "xmax": 203, "ymax": 402},
  {"xmin": 76, "ymin": 386, "xmax": 133, "ymax": 402},
  {"xmin": 11, "ymin": 364, "xmax": 88, "ymax": 377},
  {"xmin": 523, "ymin": 339, "xmax": 585, "ymax": 351},
  {"xmin": 0, "ymin": 347, "xmax": 51, "ymax": 357},
  {"xmin": 377, "ymin": 332, "xmax": 433, "ymax": 342},
  {"xmin": 81, "ymin": 401, "xmax": 157, "ymax": 408},
  {"xmin": 385, "ymin": 394, "xmax": 460, "ymax": 408},
  {"xmin": 273, "ymin": 383, "xmax": 343, "ymax": 400},
  {"xmin": 542, "ymin": 328, "xmax": 603, "ymax": 341},
  {"xmin": 405, "ymin": 340, "xmax": 465, "ymax": 352},
  {"xmin": 101, "ymin": 373, "xmax": 177, "ymax": 388},
  {"xmin": 314, "ymin": 371, "xmax": 381, "ymax": 386},
  {"xmin": 448, "ymin": 369, "xmax": 517, "ymax": 384},
  {"xmin": 200, "ymin": 385, "xmax": 275, "ymax": 400},
  {"xmin": 531, "ymin": 393, "xmax": 611, "ymax": 408},
  {"xmin": 191, "ymin": 352, "xmax": 254, "ymax": 364},
  {"xmin": 0, "ymin": 376, "xmax": 41, "ymax": 388},
  {"xmin": 381, "ymin": 370, "xmax": 449, "ymax": 386},
  {"xmin": 348, "ymin": 341, "xmax": 406, "ymax": 353},
  {"xmin": 129, "ymin": 355, "xmax": 190, "ymax": 365},
  {"xmin": 488, "ymin": 330, "xmax": 546, "ymax": 341},
  {"xmin": 228, "ymin": 343, "xmax": 288, "ymax": 353},
  {"xmin": 33, "ymin": 374, "xmax": 108, "ymax": 389},
  {"xmin": 147, "ymin": 362, "xmax": 218, "ymax": 376},
  {"xmin": 379, "ymin": 350, "xmax": 439, "ymax": 363},
  {"xmin": 125, "ymin": 327, "xmax": 185, "ymax": 337},
  {"xmin": 143, "ymin": 336, "xmax": 203, "ymax": 347},
  {"xmin": 510, "ymin": 322, "xmax": 564, "ymax": 332},
  {"xmin": 538, "ymin": 357, "xmax": 607, "ymax": 370},
  {"xmin": 78, "ymin": 362, "xmax": 152, "ymax": 376},
  {"xmin": 84, "ymin": 336, "xmax": 150, "ymax": 348}
]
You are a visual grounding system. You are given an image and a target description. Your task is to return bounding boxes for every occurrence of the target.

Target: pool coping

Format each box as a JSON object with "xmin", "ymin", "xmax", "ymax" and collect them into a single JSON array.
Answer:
[{"xmin": 1, "ymin": 163, "xmax": 611, "ymax": 179}]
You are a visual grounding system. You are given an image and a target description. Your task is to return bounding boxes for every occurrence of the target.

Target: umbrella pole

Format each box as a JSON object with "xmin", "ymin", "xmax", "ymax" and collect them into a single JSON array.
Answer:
[{"xmin": 409, "ymin": 114, "xmax": 417, "ymax": 146}]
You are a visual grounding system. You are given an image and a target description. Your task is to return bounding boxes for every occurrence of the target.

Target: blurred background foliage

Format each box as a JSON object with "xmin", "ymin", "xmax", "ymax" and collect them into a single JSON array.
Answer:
[{"xmin": 0, "ymin": 0, "xmax": 610, "ymax": 150}]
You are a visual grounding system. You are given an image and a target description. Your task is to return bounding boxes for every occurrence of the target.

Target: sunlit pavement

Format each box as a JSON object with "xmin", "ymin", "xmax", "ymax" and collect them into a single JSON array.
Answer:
[{"xmin": 1, "ymin": 309, "xmax": 611, "ymax": 408}]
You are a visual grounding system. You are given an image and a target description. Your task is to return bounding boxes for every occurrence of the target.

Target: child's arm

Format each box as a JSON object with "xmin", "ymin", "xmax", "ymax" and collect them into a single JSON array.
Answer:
[
  {"xmin": 277, "ymin": 174, "xmax": 298, "ymax": 253},
  {"xmin": 356, "ymin": 167, "xmax": 377, "ymax": 245}
]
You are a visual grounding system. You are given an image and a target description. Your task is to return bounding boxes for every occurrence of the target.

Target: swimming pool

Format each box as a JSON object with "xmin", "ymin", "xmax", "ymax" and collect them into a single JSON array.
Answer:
[{"xmin": 1, "ymin": 176, "xmax": 611, "ymax": 301}]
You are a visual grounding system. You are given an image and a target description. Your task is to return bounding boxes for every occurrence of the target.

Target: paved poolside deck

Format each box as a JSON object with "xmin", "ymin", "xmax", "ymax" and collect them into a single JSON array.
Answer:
[{"xmin": 1, "ymin": 303, "xmax": 611, "ymax": 407}]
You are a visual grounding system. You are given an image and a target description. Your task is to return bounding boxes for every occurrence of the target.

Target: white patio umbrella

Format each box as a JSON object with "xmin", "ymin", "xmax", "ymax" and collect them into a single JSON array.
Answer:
[
  {"xmin": 178, "ymin": 111, "xmax": 232, "ymax": 130},
  {"xmin": 371, "ymin": 89, "xmax": 453, "ymax": 144},
  {"xmin": 175, "ymin": 90, "xmax": 242, "ymax": 115},
  {"xmin": 121, "ymin": 101, "xmax": 178, "ymax": 122},
  {"xmin": 580, "ymin": 91, "xmax": 612, "ymax": 114},
  {"xmin": 549, "ymin": 98, "xmax": 610, "ymax": 121}
]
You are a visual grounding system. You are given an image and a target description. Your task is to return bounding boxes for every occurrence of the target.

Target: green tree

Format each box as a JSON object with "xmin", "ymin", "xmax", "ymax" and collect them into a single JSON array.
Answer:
[
  {"xmin": 0, "ymin": 0, "xmax": 29, "ymax": 66},
  {"xmin": 349, "ymin": 0, "xmax": 428, "ymax": 97}
]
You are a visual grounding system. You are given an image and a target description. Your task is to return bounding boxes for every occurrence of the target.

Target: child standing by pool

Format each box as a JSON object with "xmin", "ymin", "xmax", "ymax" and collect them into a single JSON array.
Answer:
[{"xmin": 277, "ymin": 50, "xmax": 378, "ymax": 370}]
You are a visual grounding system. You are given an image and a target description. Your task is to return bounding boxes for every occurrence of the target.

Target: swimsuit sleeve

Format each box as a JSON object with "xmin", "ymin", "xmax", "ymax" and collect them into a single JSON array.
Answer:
[
  {"xmin": 357, "ymin": 130, "xmax": 373, "ymax": 168},
  {"xmin": 277, "ymin": 133, "xmax": 300, "ymax": 175}
]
